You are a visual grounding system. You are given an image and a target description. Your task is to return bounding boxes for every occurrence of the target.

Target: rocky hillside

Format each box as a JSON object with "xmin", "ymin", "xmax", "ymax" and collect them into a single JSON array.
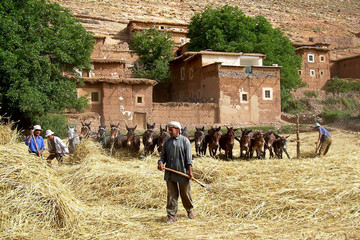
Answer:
[{"xmin": 52, "ymin": 0, "xmax": 360, "ymax": 60}]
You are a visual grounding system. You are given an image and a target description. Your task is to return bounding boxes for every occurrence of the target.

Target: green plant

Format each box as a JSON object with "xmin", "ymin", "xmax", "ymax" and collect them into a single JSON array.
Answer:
[
  {"xmin": 39, "ymin": 114, "xmax": 69, "ymax": 139},
  {"xmin": 303, "ymin": 90, "xmax": 318, "ymax": 98},
  {"xmin": 322, "ymin": 110, "xmax": 351, "ymax": 123}
]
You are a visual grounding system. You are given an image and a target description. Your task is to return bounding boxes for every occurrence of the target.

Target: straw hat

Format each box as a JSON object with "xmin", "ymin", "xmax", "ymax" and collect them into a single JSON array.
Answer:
[
  {"xmin": 167, "ymin": 121, "xmax": 181, "ymax": 130},
  {"xmin": 33, "ymin": 125, "xmax": 42, "ymax": 131},
  {"xmin": 45, "ymin": 129, "xmax": 55, "ymax": 137}
]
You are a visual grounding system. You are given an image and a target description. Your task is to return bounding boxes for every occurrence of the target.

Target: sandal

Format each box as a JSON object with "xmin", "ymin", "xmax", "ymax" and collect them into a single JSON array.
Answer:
[{"xmin": 165, "ymin": 217, "xmax": 177, "ymax": 223}]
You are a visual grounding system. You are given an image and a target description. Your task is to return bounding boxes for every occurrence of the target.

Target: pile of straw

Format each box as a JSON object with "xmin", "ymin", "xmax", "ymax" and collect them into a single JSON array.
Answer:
[
  {"xmin": 0, "ymin": 118, "xmax": 20, "ymax": 145},
  {"xmin": 1, "ymin": 121, "xmax": 359, "ymax": 239}
]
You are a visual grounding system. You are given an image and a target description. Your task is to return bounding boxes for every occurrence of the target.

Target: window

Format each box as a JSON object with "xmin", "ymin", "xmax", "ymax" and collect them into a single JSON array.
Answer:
[
  {"xmin": 320, "ymin": 70, "xmax": 324, "ymax": 76},
  {"xmin": 189, "ymin": 68, "xmax": 193, "ymax": 80},
  {"xmin": 320, "ymin": 55, "xmax": 325, "ymax": 62},
  {"xmin": 240, "ymin": 92, "xmax": 248, "ymax": 103},
  {"xmin": 262, "ymin": 88, "xmax": 273, "ymax": 100},
  {"xmin": 310, "ymin": 70, "xmax": 315, "ymax": 76},
  {"xmin": 180, "ymin": 38, "xmax": 186, "ymax": 45},
  {"xmin": 91, "ymin": 92, "xmax": 99, "ymax": 102},
  {"xmin": 308, "ymin": 54, "xmax": 315, "ymax": 63},
  {"xmin": 245, "ymin": 66, "xmax": 252, "ymax": 74},
  {"xmin": 298, "ymin": 70, "xmax": 302, "ymax": 75},
  {"xmin": 158, "ymin": 25, "xmax": 166, "ymax": 30},
  {"xmin": 137, "ymin": 96, "xmax": 143, "ymax": 104},
  {"xmin": 181, "ymin": 67, "xmax": 185, "ymax": 80}
]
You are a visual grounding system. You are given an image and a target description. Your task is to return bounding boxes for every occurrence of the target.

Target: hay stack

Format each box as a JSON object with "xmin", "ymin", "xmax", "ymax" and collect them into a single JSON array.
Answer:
[{"xmin": 0, "ymin": 119, "xmax": 20, "ymax": 145}]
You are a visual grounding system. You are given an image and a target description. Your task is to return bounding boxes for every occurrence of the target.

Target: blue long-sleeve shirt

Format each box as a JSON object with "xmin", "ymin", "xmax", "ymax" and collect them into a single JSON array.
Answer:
[{"xmin": 25, "ymin": 135, "xmax": 45, "ymax": 152}]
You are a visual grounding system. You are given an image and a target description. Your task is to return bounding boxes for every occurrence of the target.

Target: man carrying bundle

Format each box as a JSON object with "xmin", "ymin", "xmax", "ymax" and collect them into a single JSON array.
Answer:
[
  {"xmin": 45, "ymin": 129, "xmax": 69, "ymax": 165},
  {"xmin": 25, "ymin": 125, "xmax": 45, "ymax": 157},
  {"xmin": 157, "ymin": 121, "xmax": 195, "ymax": 223}
]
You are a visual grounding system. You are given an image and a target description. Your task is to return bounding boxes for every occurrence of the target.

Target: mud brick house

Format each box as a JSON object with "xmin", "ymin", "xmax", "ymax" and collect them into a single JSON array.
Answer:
[
  {"xmin": 127, "ymin": 20, "xmax": 189, "ymax": 51},
  {"xmin": 331, "ymin": 55, "xmax": 360, "ymax": 79},
  {"xmin": 162, "ymin": 51, "xmax": 282, "ymax": 124},
  {"xmin": 295, "ymin": 43, "xmax": 331, "ymax": 89},
  {"xmin": 76, "ymin": 57, "xmax": 156, "ymax": 130}
]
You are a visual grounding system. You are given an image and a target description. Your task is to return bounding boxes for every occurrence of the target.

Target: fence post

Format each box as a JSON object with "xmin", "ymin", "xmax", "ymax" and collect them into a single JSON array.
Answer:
[{"xmin": 296, "ymin": 114, "xmax": 301, "ymax": 159}]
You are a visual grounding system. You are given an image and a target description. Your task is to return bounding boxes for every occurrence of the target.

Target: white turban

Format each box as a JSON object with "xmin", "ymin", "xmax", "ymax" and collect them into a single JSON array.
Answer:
[{"xmin": 167, "ymin": 121, "xmax": 181, "ymax": 130}]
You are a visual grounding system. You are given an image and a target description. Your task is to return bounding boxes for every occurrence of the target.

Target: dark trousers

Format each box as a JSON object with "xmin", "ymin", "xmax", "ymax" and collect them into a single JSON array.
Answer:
[
  {"xmin": 166, "ymin": 181, "xmax": 193, "ymax": 218},
  {"xmin": 47, "ymin": 152, "xmax": 64, "ymax": 164},
  {"xmin": 320, "ymin": 137, "xmax": 332, "ymax": 157}
]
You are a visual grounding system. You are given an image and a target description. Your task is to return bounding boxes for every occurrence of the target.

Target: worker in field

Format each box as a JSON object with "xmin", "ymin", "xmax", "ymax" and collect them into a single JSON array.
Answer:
[
  {"xmin": 45, "ymin": 129, "xmax": 69, "ymax": 165},
  {"xmin": 157, "ymin": 121, "xmax": 194, "ymax": 223},
  {"xmin": 315, "ymin": 122, "xmax": 332, "ymax": 157},
  {"xmin": 25, "ymin": 125, "xmax": 45, "ymax": 157}
]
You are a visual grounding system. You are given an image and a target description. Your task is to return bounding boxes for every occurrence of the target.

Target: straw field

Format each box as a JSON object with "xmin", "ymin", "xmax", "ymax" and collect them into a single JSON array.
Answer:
[{"xmin": 0, "ymin": 122, "xmax": 359, "ymax": 239}]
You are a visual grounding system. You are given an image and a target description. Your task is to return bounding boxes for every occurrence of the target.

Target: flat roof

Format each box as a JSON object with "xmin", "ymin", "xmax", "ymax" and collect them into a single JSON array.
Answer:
[
  {"xmin": 172, "ymin": 51, "xmax": 266, "ymax": 62},
  {"xmin": 91, "ymin": 58, "xmax": 126, "ymax": 64},
  {"xmin": 83, "ymin": 77, "xmax": 157, "ymax": 86}
]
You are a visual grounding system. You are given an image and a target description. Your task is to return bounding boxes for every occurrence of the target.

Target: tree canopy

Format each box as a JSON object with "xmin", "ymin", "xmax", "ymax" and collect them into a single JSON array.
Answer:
[
  {"xmin": 130, "ymin": 27, "xmax": 174, "ymax": 82},
  {"xmin": 187, "ymin": 5, "xmax": 304, "ymax": 110},
  {"xmin": 0, "ymin": 0, "xmax": 94, "ymax": 127}
]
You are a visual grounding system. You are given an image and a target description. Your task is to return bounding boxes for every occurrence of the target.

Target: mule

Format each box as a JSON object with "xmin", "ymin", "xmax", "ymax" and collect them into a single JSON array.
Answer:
[
  {"xmin": 79, "ymin": 122, "xmax": 96, "ymax": 140},
  {"xmin": 157, "ymin": 125, "xmax": 170, "ymax": 154},
  {"xmin": 67, "ymin": 126, "xmax": 79, "ymax": 154},
  {"xmin": 273, "ymin": 135, "xmax": 291, "ymax": 159},
  {"xmin": 239, "ymin": 128, "xmax": 253, "ymax": 160},
  {"xmin": 181, "ymin": 126, "xmax": 190, "ymax": 139},
  {"xmin": 125, "ymin": 125, "xmax": 140, "ymax": 153},
  {"xmin": 194, "ymin": 126, "xmax": 205, "ymax": 156},
  {"xmin": 264, "ymin": 130, "xmax": 277, "ymax": 158},
  {"xmin": 251, "ymin": 131, "xmax": 265, "ymax": 159},
  {"xmin": 142, "ymin": 122, "xmax": 158, "ymax": 155},
  {"xmin": 219, "ymin": 126, "xmax": 238, "ymax": 160},
  {"xmin": 97, "ymin": 125, "xmax": 107, "ymax": 147},
  {"xmin": 204, "ymin": 126, "xmax": 222, "ymax": 158}
]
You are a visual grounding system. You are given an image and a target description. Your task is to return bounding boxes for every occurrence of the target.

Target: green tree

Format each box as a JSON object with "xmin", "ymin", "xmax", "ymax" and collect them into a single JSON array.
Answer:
[
  {"xmin": 0, "ymin": 0, "xmax": 94, "ymax": 127},
  {"xmin": 187, "ymin": 5, "xmax": 304, "ymax": 111},
  {"xmin": 130, "ymin": 27, "xmax": 174, "ymax": 82}
]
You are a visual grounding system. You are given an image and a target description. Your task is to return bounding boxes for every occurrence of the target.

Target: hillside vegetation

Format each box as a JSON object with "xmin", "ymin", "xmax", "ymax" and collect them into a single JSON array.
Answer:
[{"xmin": 1, "ymin": 122, "xmax": 359, "ymax": 239}]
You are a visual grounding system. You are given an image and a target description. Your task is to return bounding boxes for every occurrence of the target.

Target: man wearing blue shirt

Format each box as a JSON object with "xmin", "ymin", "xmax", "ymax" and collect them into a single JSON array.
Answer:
[
  {"xmin": 315, "ymin": 123, "xmax": 332, "ymax": 157},
  {"xmin": 25, "ymin": 125, "xmax": 45, "ymax": 157}
]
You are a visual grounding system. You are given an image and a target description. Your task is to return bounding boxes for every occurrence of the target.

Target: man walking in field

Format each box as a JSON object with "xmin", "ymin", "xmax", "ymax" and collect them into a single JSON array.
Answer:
[
  {"xmin": 315, "ymin": 123, "xmax": 332, "ymax": 157},
  {"xmin": 45, "ymin": 129, "xmax": 69, "ymax": 165},
  {"xmin": 157, "ymin": 121, "xmax": 195, "ymax": 223}
]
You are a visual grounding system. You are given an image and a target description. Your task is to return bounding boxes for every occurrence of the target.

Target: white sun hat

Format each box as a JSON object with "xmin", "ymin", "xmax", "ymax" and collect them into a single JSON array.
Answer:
[
  {"xmin": 33, "ymin": 125, "xmax": 42, "ymax": 131},
  {"xmin": 45, "ymin": 129, "xmax": 55, "ymax": 137}
]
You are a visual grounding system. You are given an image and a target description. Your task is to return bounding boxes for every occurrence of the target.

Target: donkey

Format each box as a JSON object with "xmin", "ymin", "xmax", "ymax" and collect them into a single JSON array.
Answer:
[
  {"xmin": 125, "ymin": 125, "xmax": 140, "ymax": 153},
  {"xmin": 204, "ymin": 126, "xmax": 222, "ymax": 158},
  {"xmin": 97, "ymin": 125, "xmax": 107, "ymax": 147},
  {"xmin": 239, "ymin": 128, "xmax": 253, "ymax": 160},
  {"xmin": 194, "ymin": 126, "xmax": 205, "ymax": 156},
  {"xmin": 251, "ymin": 131, "xmax": 265, "ymax": 159},
  {"xmin": 219, "ymin": 126, "xmax": 238, "ymax": 160},
  {"xmin": 142, "ymin": 122, "xmax": 158, "ymax": 155},
  {"xmin": 67, "ymin": 126, "xmax": 79, "ymax": 154},
  {"xmin": 79, "ymin": 122, "xmax": 96, "ymax": 140},
  {"xmin": 157, "ymin": 125, "xmax": 170, "ymax": 154},
  {"xmin": 273, "ymin": 135, "xmax": 291, "ymax": 159},
  {"xmin": 108, "ymin": 123, "xmax": 126, "ymax": 149},
  {"xmin": 181, "ymin": 126, "xmax": 190, "ymax": 139},
  {"xmin": 264, "ymin": 130, "xmax": 277, "ymax": 158}
]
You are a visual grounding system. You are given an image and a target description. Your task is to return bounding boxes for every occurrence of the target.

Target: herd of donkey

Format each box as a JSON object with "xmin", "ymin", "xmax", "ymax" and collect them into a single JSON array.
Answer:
[{"xmin": 67, "ymin": 122, "xmax": 291, "ymax": 161}]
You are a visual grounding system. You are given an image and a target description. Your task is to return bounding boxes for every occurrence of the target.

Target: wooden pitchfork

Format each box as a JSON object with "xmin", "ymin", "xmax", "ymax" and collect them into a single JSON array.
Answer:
[
  {"xmin": 32, "ymin": 134, "xmax": 43, "ymax": 159},
  {"xmin": 164, "ymin": 167, "xmax": 207, "ymax": 188}
]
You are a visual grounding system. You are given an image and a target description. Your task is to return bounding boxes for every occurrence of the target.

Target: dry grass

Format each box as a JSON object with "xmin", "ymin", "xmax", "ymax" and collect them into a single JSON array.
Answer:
[{"xmin": 1, "ymin": 123, "xmax": 359, "ymax": 239}]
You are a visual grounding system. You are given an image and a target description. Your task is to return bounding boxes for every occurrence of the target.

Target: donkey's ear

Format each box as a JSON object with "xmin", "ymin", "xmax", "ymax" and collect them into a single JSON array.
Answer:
[
  {"xmin": 126, "ymin": 125, "xmax": 129, "ymax": 131},
  {"xmin": 134, "ymin": 125, "xmax": 137, "ymax": 130},
  {"xmin": 152, "ymin": 123, "xmax": 156, "ymax": 128},
  {"xmin": 201, "ymin": 126, "xmax": 205, "ymax": 131}
]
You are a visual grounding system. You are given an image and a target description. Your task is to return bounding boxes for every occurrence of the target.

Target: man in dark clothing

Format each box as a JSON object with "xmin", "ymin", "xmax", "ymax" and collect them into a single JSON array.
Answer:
[{"xmin": 158, "ymin": 121, "xmax": 194, "ymax": 223}]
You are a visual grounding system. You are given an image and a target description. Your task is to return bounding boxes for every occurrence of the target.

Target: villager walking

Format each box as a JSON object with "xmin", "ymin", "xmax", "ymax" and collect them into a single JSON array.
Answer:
[
  {"xmin": 315, "ymin": 123, "xmax": 332, "ymax": 157},
  {"xmin": 25, "ymin": 125, "xmax": 45, "ymax": 157},
  {"xmin": 157, "ymin": 121, "xmax": 195, "ymax": 223},
  {"xmin": 45, "ymin": 129, "xmax": 69, "ymax": 165}
]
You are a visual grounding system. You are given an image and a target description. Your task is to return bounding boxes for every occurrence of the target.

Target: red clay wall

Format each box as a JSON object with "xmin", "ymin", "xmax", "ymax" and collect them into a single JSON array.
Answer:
[
  {"xmin": 151, "ymin": 102, "xmax": 219, "ymax": 128},
  {"xmin": 335, "ymin": 56, "xmax": 360, "ymax": 78}
]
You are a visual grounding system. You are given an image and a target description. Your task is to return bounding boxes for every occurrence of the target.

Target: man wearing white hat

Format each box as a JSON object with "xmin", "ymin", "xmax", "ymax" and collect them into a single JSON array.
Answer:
[
  {"xmin": 45, "ymin": 129, "xmax": 69, "ymax": 164},
  {"xmin": 315, "ymin": 122, "xmax": 332, "ymax": 157},
  {"xmin": 25, "ymin": 125, "xmax": 45, "ymax": 157},
  {"xmin": 157, "ymin": 121, "xmax": 194, "ymax": 223}
]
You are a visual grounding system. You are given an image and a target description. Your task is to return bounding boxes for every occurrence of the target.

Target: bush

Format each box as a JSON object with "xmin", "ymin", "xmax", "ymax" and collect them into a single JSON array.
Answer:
[
  {"xmin": 282, "ymin": 97, "xmax": 303, "ymax": 114},
  {"xmin": 325, "ymin": 77, "xmax": 360, "ymax": 95},
  {"xmin": 39, "ymin": 114, "xmax": 69, "ymax": 139},
  {"xmin": 322, "ymin": 110, "xmax": 351, "ymax": 123},
  {"xmin": 303, "ymin": 90, "xmax": 318, "ymax": 98}
]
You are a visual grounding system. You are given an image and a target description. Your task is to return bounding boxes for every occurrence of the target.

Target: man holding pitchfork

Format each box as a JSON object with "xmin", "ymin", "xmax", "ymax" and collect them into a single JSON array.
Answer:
[{"xmin": 25, "ymin": 125, "xmax": 45, "ymax": 157}]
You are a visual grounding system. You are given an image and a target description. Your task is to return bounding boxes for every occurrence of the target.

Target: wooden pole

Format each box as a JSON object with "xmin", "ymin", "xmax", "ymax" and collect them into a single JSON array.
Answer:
[{"xmin": 296, "ymin": 114, "xmax": 300, "ymax": 159}]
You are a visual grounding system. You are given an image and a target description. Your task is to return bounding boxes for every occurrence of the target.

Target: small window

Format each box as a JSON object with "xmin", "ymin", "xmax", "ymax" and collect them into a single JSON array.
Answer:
[
  {"xmin": 310, "ymin": 70, "xmax": 315, "ymax": 76},
  {"xmin": 308, "ymin": 54, "xmax": 315, "ymax": 63},
  {"xmin": 91, "ymin": 92, "xmax": 99, "ymax": 102},
  {"xmin": 189, "ymin": 68, "xmax": 193, "ymax": 80},
  {"xmin": 137, "ymin": 96, "xmax": 143, "ymax": 104},
  {"xmin": 320, "ymin": 55, "xmax": 325, "ymax": 62},
  {"xmin": 298, "ymin": 70, "xmax": 302, "ymax": 75},
  {"xmin": 240, "ymin": 92, "xmax": 248, "ymax": 103},
  {"xmin": 158, "ymin": 25, "xmax": 166, "ymax": 30},
  {"xmin": 320, "ymin": 70, "xmax": 324, "ymax": 76},
  {"xmin": 245, "ymin": 66, "xmax": 252, "ymax": 74},
  {"xmin": 181, "ymin": 67, "xmax": 185, "ymax": 80},
  {"xmin": 180, "ymin": 38, "xmax": 186, "ymax": 44},
  {"xmin": 262, "ymin": 88, "xmax": 273, "ymax": 100}
]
